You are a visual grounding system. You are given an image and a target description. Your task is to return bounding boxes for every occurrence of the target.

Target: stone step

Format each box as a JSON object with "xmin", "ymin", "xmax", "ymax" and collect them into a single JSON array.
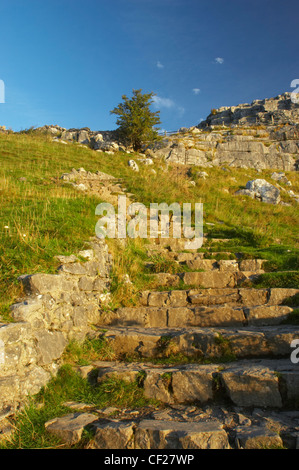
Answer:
[
  {"xmin": 150, "ymin": 271, "xmax": 259, "ymax": 288},
  {"xmin": 139, "ymin": 287, "xmax": 299, "ymax": 308},
  {"xmin": 99, "ymin": 325, "xmax": 299, "ymax": 359},
  {"xmin": 170, "ymin": 251, "xmax": 242, "ymax": 261},
  {"xmin": 95, "ymin": 358, "xmax": 299, "ymax": 409},
  {"xmin": 90, "ymin": 418, "xmax": 230, "ymax": 449},
  {"xmin": 150, "ymin": 237, "xmax": 233, "ymax": 251},
  {"xmin": 100, "ymin": 304, "xmax": 294, "ymax": 328},
  {"xmin": 175, "ymin": 257, "xmax": 265, "ymax": 273},
  {"xmin": 45, "ymin": 406, "xmax": 296, "ymax": 449},
  {"xmin": 146, "ymin": 258, "xmax": 265, "ymax": 273},
  {"xmin": 146, "ymin": 246, "xmax": 239, "ymax": 259},
  {"xmin": 150, "ymin": 270, "xmax": 298, "ymax": 289}
]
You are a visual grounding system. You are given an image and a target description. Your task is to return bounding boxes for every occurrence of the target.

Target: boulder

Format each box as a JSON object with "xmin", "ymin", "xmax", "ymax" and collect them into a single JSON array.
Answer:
[
  {"xmin": 236, "ymin": 179, "xmax": 281, "ymax": 204},
  {"xmin": 45, "ymin": 413, "xmax": 98, "ymax": 445},
  {"xmin": 235, "ymin": 426, "xmax": 283, "ymax": 449},
  {"xmin": 128, "ymin": 160, "xmax": 139, "ymax": 172}
]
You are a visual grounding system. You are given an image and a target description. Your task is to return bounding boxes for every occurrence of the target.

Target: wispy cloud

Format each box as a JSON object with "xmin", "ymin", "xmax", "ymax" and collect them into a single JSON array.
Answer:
[
  {"xmin": 192, "ymin": 88, "xmax": 201, "ymax": 95},
  {"xmin": 214, "ymin": 57, "xmax": 224, "ymax": 64},
  {"xmin": 152, "ymin": 95, "xmax": 175, "ymax": 108},
  {"xmin": 152, "ymin": 95, "xmax": 185, "ymax": 116},
  {"xmin": 156, "ymin": 61, "xmax": 164, "ymax": 69}
]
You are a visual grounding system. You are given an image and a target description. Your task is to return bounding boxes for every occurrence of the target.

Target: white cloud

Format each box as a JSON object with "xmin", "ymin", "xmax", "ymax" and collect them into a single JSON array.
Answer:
[
  {"xmin": 192, "ymin": 88, "xmax": 201, "ymax": 95},
  {"xmin": 156, "ymin": 61, "xmax": 164, "ymax": 69},
  {"xmin": 215, "ymin": 57, "xmax": 224, "ymax": 64},
  {"xmin": 152, "ymin": 95, "xmax": 185, "ymax": 117},
  {"xmin": 152, "ymin": 95, "xmax": 175, "ymax": 109}
]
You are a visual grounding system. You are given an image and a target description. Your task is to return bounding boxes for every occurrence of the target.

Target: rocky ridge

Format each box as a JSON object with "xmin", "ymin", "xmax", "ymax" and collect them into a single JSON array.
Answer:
[
  {"xmin": 145, "ymin": 93, "xmax": 299, "ymax": 171},
  {"xmin": 34, "ymin": 92, "xmax": 299, "ymax": 172}
]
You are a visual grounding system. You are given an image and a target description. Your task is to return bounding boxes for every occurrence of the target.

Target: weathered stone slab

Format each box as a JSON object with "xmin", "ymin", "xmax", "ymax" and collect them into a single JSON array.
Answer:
[
  {"xmin": 220, "ymin": 363, "xmax": 282, "ymax": 407},
  {"xmin": 107, "ymin": 307, "xmax": 168, "ymax": 327},
  {"xmin": 91, "ymin": 420, "xmax": 135, "ymax": 449},
  {"xmin": 218, "ymin": 260, "xmax": 239, "ymax": 272},
  {"xmin": 235, "ymin": 426, "xmax": 283, "ymax": 449},
  {"xmin": 238, "ymin": 288, "xmax": 268, "ymax": 306},
  {"xmin": 45, "ymin": 413, "xmax": 98, "ymax": 445},
  {"xmin": 97, "ymin": 362, "xmax": 143, "ymax": 384},
  {"xmin": 171, "ymin": 365, "xmax": 218, "ymax": 404},
  {"xmin": 239, "ymin": 259, "xmax": 265, "ymax": 272},
  {"xmin": 34, "ymin": 330, "xmax": 67, "ymax": 365},
  {"xmin": 0, "ymin": 376, "xmax": 20, "ymax": 407},
  {"xmin": 268, "ymin": 288, "xmax": 299, "ymax": 306},
  {"xmin": 135, "ymin": 420, "xmax": 230, "ymax": 449},
  {"xmin": 264, "ymin": 327, "xmax": 299, "ymax": 356},
  {"xmin": 168, "ymin": 306, "xmax": 245, "ymax": 327},
  {"xmin": 10, "ymin": 300, "xmax": 44, "ymax": 323},
  {"xmin": 20, "ymin": 366, "xmax": 51, "ymax": 397},
  {"xmin": 20, "ymin": 273, "xmax": 75, "ymax": 295},
  {"xmin": 148, "ymin": 292, "xmax": 170, "ymax": 307},
  {"xmin": 225, "ymin": 330, "xmax": 269, "ymax": 357},
  {"xmin": 182, "ymin": 272, "xmax": 237, "ymax": 288},
  {"xmin": 176, "ymin": 252, "xmax": 205, "ymax": 262},
  {"xmin": 144, "ymin": 370, "xmax": 176, "ymax": 404},
  {"xmin": 152, "ymin": 273, "xmax": 180, "ymax": 287},
  {"xmin": 184, "ymin": 259, "xmax": 218, "ymax": 271},
  {"xmin": 188, "ymin": 288, "xmax": 240, "ymax": 306},
  {"xmin": 168, "ymin": 290, "xmax": 189, "ymax": 307},
  {"xmin": 244, "ymin": 305, "xmax": 293, "ymax": 325},
  {"xmin": 274, "ymin": 366, "xmax": 299, "ymax": 406}
]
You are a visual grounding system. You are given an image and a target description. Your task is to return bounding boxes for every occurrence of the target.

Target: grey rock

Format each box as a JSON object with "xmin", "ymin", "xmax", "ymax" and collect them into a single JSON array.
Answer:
[
  {"xmin": 91, "ymin": 420, "xmax": 135, "ymax": 449},
  {"xmin": 34, "ymin": 330, "xmax": 67, "ymax": 365},
  {"xmin": 128, "ymin": 160, "xmax": 139, "ymax": 172},
  {"xmin": 45, "ymin": 413, "xmax": 98, "ymax": 445},
  {"xmin": 235, "ymin": 426, "xmax": 283, "ymax": 449},
  {"xmin": 135, "ymin": 419, "xmax": 230, "ymax": 449},
  {"xmin": 245, "ymin": 179, "xmax": 281, "ymax": 204}
]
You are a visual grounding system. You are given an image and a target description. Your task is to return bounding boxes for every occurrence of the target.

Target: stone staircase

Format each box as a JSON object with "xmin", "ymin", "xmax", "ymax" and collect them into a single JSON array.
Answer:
[{"xmin": 61, "ymin": 238, "xmax": 299, "ymax": 449}]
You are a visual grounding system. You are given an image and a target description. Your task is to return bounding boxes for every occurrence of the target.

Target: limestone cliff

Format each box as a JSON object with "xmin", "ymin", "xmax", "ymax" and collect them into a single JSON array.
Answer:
[{"xmin": 146, "ymin": 93, "xmax": 299, "ymax": 171}]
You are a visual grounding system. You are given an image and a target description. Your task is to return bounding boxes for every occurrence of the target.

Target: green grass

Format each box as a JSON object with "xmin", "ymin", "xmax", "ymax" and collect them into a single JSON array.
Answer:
[
  {"xmin": 282, "ymin": 308, "xmax": 299, "ymax": 325},
  {"xmin": 61, "ymin": 336, "xmax": 116, "ymax": 365},
  {"xmin": 282, "ymin": 292, "xmax": 299, "ymax": 307},
  {"xmin": 248, "ymin": 272, "xmax": 299, "ymax": 289},
  {"xmin": 0, "ymin": 129, "xmax": 298, "ymax": 449},
  {"xmin": 0, "ymin": 364, "xmax": 160, "ymax": 449},
  {"xmin": 1, "ymin": 131, "xmax": 298, "ymax": 316}
]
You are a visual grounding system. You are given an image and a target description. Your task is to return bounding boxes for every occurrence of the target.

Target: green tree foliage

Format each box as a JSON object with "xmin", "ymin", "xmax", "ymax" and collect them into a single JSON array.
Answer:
[{"xmin": 110, "ymin": 89, "xmax": 161, "ymax": 151}]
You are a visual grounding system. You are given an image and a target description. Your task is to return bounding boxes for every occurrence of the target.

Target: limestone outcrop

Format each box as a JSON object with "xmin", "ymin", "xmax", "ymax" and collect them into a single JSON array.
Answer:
[
  {"xmin": 34, "ymin": 93, "xmax": 299, "ymax": 171},
  {"xmin": 0, "ymin": 237, "xmax": 112, "ymax": 412},
  {"xmin": 36, "ymin": 125, "xmax": 124, "ymax": 154},
  {"xmin": 199, "ymin": 92, "xmax": 299, "ymax": 128},
  {"xmin": 146, "ymin": 93, "xmax": 299, "ymax": 171}
]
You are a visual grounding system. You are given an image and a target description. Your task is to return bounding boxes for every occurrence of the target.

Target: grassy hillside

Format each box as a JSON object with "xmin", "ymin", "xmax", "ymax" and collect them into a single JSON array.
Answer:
[
  {"xmin": 0, "ymin": 130, "xmax": 298, "ymax": 319},
  {"xmin": 0, "ymin": 129, "xmax": 298, "ymax": 449}
]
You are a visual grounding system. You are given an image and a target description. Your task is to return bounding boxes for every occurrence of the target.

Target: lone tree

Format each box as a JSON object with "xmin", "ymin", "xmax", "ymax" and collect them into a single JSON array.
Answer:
[{"xmin": 110, "ymin": 89, "xmax": 161, "ymax": 151}]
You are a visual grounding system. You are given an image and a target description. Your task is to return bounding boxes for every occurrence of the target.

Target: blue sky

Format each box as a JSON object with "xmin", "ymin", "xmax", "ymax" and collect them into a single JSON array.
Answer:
[{"xmin": 0, "ymin": 0, "xmax": 298, "ymax": 132}]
